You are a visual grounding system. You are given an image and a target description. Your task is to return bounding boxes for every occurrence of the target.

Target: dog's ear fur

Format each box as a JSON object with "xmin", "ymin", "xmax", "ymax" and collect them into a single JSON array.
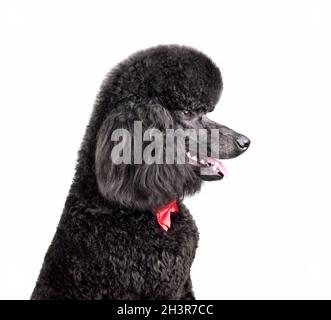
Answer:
[{"xmin": 95, "ymin": 102, "xmax": 201, "ymax": 211}]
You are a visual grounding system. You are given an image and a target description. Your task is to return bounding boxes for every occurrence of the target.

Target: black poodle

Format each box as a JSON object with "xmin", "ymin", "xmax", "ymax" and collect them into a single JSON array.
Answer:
[{"xmin": 31, "ymin": 45, "xmax": 250, "ymax": 300}]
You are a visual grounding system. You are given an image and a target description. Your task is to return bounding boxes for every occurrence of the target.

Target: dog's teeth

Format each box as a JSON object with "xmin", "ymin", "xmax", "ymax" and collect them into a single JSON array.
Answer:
[
  {"xmin": 192, "ymin": 156, "xmax": 197, "ymax": 161},
  {"xmin": 200, "ymin": 159, "xmax": 206, "ymax": 164}
]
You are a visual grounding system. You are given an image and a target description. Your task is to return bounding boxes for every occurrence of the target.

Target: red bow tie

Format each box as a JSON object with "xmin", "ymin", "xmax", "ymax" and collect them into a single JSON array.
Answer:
[{"xmin": 155, "ymin": 200, "xmax": 179, "ymax": 232}]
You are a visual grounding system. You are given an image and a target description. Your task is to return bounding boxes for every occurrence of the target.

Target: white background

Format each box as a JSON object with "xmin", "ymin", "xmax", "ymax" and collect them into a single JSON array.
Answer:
[{"xmin": 1, "ymin": 0, "xmax": 330, "ymax": 300}]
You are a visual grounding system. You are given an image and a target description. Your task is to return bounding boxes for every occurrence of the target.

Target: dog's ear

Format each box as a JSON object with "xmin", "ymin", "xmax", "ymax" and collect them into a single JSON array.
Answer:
[
  {"xmin": 95, "ymin": 102, "xmax": 199, "ymax": 211},
  {"xmin": 96, "ymin": 102, "xmax": 173, "ymax": 165}
]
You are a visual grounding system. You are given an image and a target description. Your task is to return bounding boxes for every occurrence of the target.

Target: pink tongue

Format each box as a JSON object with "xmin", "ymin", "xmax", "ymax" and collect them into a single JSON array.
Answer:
[{"xmin": 215, "ymin": 160, "xmax": 228, "ymax": 177}]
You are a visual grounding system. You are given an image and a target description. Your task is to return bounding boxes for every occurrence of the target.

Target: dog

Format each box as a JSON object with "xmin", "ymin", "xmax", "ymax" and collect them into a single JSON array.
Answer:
[{"xmin": 31, "ymin": 45, "xmax": 250, "ymax": 299}]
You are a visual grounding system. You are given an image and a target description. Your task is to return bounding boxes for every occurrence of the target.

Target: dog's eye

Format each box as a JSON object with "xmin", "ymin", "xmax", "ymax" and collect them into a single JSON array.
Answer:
[{"xmin": 182, "ymin": 110, "xmax": 192, "ymax": 116}]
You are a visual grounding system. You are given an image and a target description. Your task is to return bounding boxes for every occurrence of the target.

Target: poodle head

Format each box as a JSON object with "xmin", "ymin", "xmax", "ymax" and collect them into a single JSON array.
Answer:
[{"xmin": 94, "ymin": 45, "xmax": 250, "ymax": 211}]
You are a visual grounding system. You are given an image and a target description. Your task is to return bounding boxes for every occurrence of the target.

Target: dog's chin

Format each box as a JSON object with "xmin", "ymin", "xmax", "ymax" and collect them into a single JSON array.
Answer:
[{"xmin": 191, "ymin": 165, "xmax": 224, "ymax": 181}]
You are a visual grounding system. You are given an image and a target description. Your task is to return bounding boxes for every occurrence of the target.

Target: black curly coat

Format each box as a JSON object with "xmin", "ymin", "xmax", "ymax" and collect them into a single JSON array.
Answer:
[{"xmin": 31, "ymin": 45, "xmax": 249, "ymax": 300}]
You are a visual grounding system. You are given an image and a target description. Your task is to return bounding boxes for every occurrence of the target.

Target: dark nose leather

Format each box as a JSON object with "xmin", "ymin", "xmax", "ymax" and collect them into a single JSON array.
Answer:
[{"xmin": 236, "ymin": 135, "xmax": 250, "ymax": 150}]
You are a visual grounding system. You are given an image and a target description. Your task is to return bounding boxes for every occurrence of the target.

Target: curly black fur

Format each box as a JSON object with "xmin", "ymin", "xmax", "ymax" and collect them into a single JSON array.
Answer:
[{"xmin": 31, "ymin": 45, "xmax": 247, "ymax": 300}]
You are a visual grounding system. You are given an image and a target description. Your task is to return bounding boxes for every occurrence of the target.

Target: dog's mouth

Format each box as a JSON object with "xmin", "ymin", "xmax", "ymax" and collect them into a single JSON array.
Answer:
[{"xmin": 186, "ymin": 151, "xmax": 228, "ymax": 181}]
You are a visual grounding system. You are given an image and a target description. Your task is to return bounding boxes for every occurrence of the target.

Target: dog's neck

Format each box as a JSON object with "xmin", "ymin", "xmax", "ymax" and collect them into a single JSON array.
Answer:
[{"xmin": 154, "ymin": 200, "xmax": 179, "ymax": 232}]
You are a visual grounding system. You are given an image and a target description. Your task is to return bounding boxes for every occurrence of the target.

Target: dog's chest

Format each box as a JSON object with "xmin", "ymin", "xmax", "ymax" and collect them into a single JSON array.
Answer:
[{"xmin": 80, "ymin": 207, "xmax": 199, "ymax": 299}]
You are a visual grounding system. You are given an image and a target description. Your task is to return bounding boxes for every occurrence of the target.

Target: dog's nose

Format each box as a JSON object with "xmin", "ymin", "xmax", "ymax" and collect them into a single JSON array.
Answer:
[{"xmin": 236, "ymin": 135, "xmax": 250, "ymax": 151}]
